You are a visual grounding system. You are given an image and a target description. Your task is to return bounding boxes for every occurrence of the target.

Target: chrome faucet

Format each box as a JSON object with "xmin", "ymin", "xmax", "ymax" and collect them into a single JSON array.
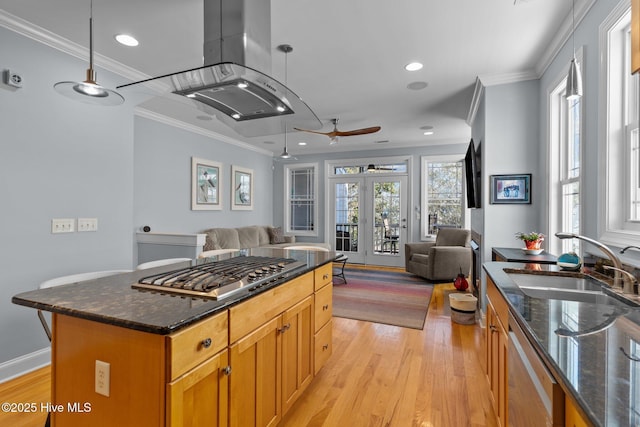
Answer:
[
  {"xmin": 603, "ymin": 266, "xmax": 637, "ymax": 294},
  {"xmin": 554, "ymin": 232, "xmax": 630, "ymax": 292},
  {"xmin": 621, "ymin": 245, "xmax": 640, "ymax": 254}
]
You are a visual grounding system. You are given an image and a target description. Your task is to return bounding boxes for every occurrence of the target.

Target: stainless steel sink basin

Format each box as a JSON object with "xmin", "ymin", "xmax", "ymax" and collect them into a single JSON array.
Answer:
[
  {"xmin": 506, "ymin": 273, "xmax": 604, "ymax": 292},
  {"xmin": 505, "ymin": 272, "xmax": 626, "ymax": 305}
]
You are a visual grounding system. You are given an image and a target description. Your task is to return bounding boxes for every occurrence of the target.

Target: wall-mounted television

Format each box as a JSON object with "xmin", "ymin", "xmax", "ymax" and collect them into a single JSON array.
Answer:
[{"xmin": 464, "ymin": 139, "xmax": 480, "ymax": 208}]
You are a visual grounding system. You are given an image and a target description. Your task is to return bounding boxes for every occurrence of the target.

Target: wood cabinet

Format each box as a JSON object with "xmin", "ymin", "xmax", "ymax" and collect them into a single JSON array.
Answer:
[
  {"xmin": 485, "ymin": 276, "xmax": 508, "ymax": 427},
  {"xmin": 565, "ymin": 395, "xmax": 590, "ymax": 427},
  {"xmin": 228, "ymin": 271, "xmax": 318, "ymax": 427},
  {"xmin": 281, "ymin": 296, "xmax": 314, "ymax": 415},
  {"xmin": 50, "ymin": 264, "xmax": 332, "ymax": 427},
  {"xmin": 313, "ymin": 264, "xmax": 333, "ymax": 374},
  {"xmin": 166, "ymin": 311, "xmax": 229, "ymax": 427},
  {"xmin": 167, "ymin": 349, "xmax": 228, "ymax": 427}
]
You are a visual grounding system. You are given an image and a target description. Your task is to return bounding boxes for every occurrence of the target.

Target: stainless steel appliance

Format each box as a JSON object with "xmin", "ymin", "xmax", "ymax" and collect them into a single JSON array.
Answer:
[
  {"xmin": 508, "ymin": 312, "xmax": 564, "ymax": 426},
  {"xmin": 133, "ymin": 255, "xmax": 307, "ymax": 300}
]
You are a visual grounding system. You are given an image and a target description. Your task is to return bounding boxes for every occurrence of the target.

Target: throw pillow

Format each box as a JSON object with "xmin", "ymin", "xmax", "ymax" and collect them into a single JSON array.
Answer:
[{"xmin": 269, "ymin": 226, "xmax": 286, "ymax": 244}]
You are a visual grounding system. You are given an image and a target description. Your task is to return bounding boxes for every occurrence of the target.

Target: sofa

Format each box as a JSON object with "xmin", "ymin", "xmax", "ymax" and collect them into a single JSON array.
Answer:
[
  {"xmin": 199, "ymin": 225, "xmax": 330, "ymax": 258},
  {"xmin": 404, "ymin": 228, "xmax": 472, "ymax": 281}
]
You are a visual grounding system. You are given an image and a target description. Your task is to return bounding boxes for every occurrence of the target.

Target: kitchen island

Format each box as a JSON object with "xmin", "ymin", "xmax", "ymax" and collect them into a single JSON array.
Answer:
[
  {"xmin": 12, "ymin": 248, "xmax": 337, "ymax": 427},
  {"xmin": 484, "ymin": 262, "xmax": 640, "ymax": 427}
]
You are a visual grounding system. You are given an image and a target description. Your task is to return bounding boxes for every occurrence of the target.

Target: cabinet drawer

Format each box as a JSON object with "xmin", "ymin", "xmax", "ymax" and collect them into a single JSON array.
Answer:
[
  {"xmin": 314, "ymin": 283, "xmax": 332, "ymax": 332},
  {"xmin": 229, "ymin": 272, "xmax": 313, "ymax": 343},
  {"xmin": 314, "ymin": 319, "xmax": 332, "ymax": 375},
  {"xmin": 314, "ymin": 263, "xmax": 332, "ymax": 291},
  {"xmin": 487, "ymin": 277, "xmax": 508, "ymax": 329},
  {"xmin": 167, "ymin": 311, "xmax": 228, "ymax": 380}
]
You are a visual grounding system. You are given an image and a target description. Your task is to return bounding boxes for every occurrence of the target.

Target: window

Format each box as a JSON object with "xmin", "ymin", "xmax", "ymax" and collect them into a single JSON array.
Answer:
[
  {"xmin": 600, "ymin": 4, "xmax": 640, "ymax": 246},
  {"xmin": 284, "ymin": 163, "xmax": 318, "ymax": 236},
  {"xmin": 420, "ymin": 156, "xmax": 464, "ymax": 239},
  {"xmin": 548, "ymin": 48, "xmax": 584, "ymax": 255}
]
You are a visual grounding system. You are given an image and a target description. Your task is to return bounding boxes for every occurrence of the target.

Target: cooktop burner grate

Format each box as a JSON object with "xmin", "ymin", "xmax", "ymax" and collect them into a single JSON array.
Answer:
[{"xmin": 133, "ymin": 255, "xmax": 306, "ymax": 300}]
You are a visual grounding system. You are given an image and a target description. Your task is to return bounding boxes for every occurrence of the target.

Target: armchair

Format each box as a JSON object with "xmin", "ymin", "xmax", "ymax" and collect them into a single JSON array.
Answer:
[{"xmin": 405, "ymin": 228, "xmax": 472, "ymax": 281}]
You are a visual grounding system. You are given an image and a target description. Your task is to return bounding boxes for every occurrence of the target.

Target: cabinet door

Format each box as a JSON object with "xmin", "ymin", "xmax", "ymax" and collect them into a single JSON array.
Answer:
[
  {"xmin": 281, "ymin": 296, "xmax": 314, "ymax": 414},
  {"xmin": 229, "ymin": 317, "xmax": 281, "ymax": 427},
  {"xmin": 167, "ymin": 350, "xmax": 228, "ymax": 427},
  {"xmin": 487, "ymin": 303, "xmax": 508, "ymax": 427}
]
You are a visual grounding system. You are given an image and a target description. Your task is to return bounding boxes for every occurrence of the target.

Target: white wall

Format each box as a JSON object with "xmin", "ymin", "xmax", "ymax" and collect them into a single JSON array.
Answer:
[
  {"xmin": 0, "ymin": 26, "xmax": 138, "ymax": 365},
  {"xmin": 133, "ymin": 116, "xmax": 274, "ymax": 248}
]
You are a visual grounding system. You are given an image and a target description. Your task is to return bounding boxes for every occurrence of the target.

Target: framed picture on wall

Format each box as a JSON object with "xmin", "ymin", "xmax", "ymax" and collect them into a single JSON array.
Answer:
[
  {"xmin": 231, "ymin": 165, "xmax": 253, "ymax": 210},
  {"xmin": 191, "ymin": 157, "xmax": 222, "ymax": 210},
  {"xmin": 490, "ymin": 174, "xmax": 531, "ymax": 204}
]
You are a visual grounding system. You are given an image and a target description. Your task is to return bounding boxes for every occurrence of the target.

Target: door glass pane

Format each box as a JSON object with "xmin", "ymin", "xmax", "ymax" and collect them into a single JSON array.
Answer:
[
  {"xmin": 335, "ymin": 182, "xmax": 359, "ymax": 253},
  {"xmin": 373, "ymin": 181, "xmax": 400, "ymax": 255}
]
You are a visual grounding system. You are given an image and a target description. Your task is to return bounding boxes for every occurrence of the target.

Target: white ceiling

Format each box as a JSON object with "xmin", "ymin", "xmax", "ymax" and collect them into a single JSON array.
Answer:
[{"xmin": 0, "ymin": 0, "xmax": 579, "ymax": 156}]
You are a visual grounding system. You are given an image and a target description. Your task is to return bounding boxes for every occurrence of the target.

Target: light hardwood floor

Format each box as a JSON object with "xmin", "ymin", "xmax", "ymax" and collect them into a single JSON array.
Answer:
[{"xmin": 0, "ymin": 283, "xmax": 497, "ymax": 427}]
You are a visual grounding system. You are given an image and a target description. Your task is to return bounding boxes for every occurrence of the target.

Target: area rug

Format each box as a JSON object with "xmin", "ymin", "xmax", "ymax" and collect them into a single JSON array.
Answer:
[{"xmin": 332, "ymin": 268, "xmax": 433, "ymax": 330}]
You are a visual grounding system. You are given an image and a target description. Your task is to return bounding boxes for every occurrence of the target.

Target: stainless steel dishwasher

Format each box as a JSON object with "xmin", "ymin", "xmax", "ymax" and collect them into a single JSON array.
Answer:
[{"xmin": 508, "ymin": 312, "xmax": 565, "ymax": 426}]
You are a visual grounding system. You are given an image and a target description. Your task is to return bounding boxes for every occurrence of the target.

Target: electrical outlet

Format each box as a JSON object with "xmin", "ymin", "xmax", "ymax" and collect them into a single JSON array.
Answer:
[
  {"xmin": 95, "ymin": 360, "xmax": 110, "ymax": 397},
  {"xmin": 78, "ymin": 218, "xmax": 98, "ymax": 232},
  {"xmin": 51, "ymin": 218, "xmax": 74, "ymax": 234}
]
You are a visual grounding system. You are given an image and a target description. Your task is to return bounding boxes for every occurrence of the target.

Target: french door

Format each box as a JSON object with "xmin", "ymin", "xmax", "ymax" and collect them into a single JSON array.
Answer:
[{"xmin": 329, "ymin": 175, "xmax": 407, "ymax": 267}]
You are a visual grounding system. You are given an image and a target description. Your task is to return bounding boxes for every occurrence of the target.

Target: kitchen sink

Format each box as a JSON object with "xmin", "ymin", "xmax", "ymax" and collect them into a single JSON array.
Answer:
[
  {"xmin": 505, "ymin": 272, "xmax": 626, "ymax": 305},
  {"xmin": 506, "ymin": 273, "xmax": 604, "ymax": 292}
]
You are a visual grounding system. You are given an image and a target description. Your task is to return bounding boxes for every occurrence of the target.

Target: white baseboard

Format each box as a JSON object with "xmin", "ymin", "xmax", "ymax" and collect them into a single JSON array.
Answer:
[{"xmin": 0, "ymin": 348, "xmax": 51, "ymax": 384}]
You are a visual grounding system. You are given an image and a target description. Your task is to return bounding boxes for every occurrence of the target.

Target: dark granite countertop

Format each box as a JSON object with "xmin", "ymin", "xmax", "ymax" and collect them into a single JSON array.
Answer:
[
  {"xmin": 491, "ymin": 246, "xmax": 558, "ymax": 264},
  {"xmin": 12, "ymin": 248, "xmax": 337, "ymax": 335},
  {"xmin": 484, "ymin": 262, "xmax": 640, "ymax": 427}
]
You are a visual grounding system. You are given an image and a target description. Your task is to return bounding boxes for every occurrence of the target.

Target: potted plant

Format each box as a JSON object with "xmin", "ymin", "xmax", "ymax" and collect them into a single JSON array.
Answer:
[{"xmin": 515, "ymin": 231, "xmax": 545, "ymax": 250}]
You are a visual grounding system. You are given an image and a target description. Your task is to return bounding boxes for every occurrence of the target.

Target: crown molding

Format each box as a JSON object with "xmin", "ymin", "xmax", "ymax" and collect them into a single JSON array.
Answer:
[
  {"xmin": 134, "ymin": 108, "xmax": 275, "ymax": 157},
  {"xmin": 0, "ymin": 9, "xmax": 149, "ymax": 83}
]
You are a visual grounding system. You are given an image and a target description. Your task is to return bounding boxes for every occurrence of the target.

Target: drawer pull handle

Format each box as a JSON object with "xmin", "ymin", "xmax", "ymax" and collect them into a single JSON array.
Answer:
[
  {"xmin": 323, "ymin": 304, "xmax": 329, "ymax": 311},
  {"xmin": 222, "ymin": 366, "xmax": 232, "ymax": 376},
  {"xmin": 489, "ymin": 325, "xmax": 497, "ymax": 333},
  {"xmin": 201, "ymin": 338, "xmax": 212, "ymax": 349},
  {"xmin": 322, "ymin": 344, "xmax": 329, "ymax": 350},
  {"xmin": 278, "ymin": 323, "xmax": 291, "ymax": 334},
  {"xmin": 323, "ymin": 274, "xmax": 329, "ymax": 280}
]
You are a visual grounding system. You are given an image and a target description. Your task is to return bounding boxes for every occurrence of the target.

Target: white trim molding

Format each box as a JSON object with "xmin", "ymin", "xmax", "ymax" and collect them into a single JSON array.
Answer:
[{"xmin": 0, "ymin": 347, "xmax": 50, "ymax": 384}]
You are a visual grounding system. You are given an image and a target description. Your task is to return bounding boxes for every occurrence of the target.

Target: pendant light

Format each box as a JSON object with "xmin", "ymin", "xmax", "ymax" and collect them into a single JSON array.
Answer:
[
  {"xmin": 565, "ymin": 0, "xmax": 582, "ymax": 100},
  {"xmin": 278, "ymin": 44, "xmax": 293, "ymax": 159},
  {"xmin": 54, "ymin": 0, "xmax": 124, "ymax": 106}
]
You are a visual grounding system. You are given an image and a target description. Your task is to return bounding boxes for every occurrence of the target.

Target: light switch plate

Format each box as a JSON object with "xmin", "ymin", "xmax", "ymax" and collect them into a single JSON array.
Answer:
[{"xmin": 51, "ymin": 218, "xmax": 74, "ymax": 233}]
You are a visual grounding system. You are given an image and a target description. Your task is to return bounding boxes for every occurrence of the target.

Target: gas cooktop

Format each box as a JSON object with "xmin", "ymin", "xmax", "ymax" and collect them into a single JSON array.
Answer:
[{"xmin": 133, "ymin": 255, "xmax": 307, "ymax": 300}]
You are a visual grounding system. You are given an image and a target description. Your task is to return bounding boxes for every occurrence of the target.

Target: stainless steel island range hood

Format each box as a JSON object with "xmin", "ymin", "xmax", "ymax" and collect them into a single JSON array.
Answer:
[{"xmin": 117, "ymin": 0, "xmax": 321, "ymax": 137}]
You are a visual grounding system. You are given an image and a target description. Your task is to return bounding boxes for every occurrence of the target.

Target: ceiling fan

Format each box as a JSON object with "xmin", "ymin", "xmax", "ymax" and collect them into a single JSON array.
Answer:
[{"xmin": 294, "ymin": 118, "xmax": 381, "ymax": 145}]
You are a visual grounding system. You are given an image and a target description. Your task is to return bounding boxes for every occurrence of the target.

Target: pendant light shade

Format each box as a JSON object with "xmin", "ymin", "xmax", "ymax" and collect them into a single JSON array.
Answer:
[
  {"xmin": 565, "ymin": 58, "xmax": 583, "ymax": 100},
  {"xmin": 279, "ymin": 44, "xmax": 293, "ymax": 159},
  {"xmin": 54, "ymin": 0, "xmax": 124, "ymax": 106},
  {"xmin": 564, "ymin": 0, "xmax": 582, "ymax": 100}
]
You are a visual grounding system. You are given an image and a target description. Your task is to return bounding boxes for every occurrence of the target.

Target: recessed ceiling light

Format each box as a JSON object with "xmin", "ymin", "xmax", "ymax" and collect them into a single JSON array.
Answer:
[
  {"xmin": 298, "ymin": 142, "xmax": 307, "ymax": 146},
  {"xmin": 407, "ymin": 81, "xmax": 428, "ymax": 90},
  {"xmin": 424, "ymin": 131, "xmax": 434, "ymax": 136},
  {"xmin": 405, "ymin": 62, "xmax": 423, "ymax": 71},
  {"xmin": 114, "ymin": 34, "xmax": 139, "ymax": 47}
]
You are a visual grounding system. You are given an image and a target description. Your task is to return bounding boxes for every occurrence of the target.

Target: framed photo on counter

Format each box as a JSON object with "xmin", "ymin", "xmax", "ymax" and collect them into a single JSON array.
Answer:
[
  {"xmin": 191, "ymin": 157, "xmax": 222, "ymax": 210},
  {"xmin": 231, "ymin": 165, "xmax": 253, "ymax": 210}
]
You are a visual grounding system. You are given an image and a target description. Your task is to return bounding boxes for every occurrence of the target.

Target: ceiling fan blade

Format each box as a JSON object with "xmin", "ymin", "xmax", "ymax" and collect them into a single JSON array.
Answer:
[
  {"xmin": 293, "ymin": 127, "xmax": 332, "ymax": 136},
  {"xmin": 334, "ymin": 126, "xmax": 381, "ymax": 137}
]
